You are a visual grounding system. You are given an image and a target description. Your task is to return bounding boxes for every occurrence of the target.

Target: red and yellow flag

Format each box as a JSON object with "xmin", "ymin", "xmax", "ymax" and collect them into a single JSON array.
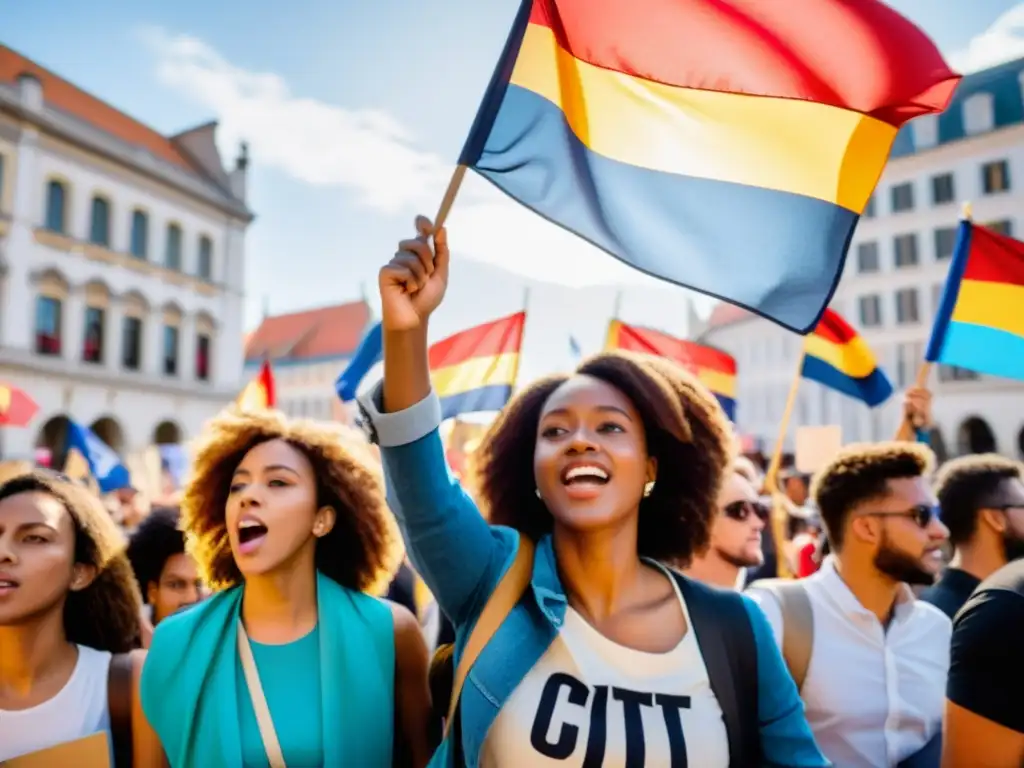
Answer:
[{"xmin": 237, "ymin": 360, "xmax": 276, "ymax": 411}]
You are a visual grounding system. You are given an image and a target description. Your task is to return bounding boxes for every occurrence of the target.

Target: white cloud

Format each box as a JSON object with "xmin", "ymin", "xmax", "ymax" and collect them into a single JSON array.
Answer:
[
  {"xmin": 142, "ymin": 27, "xmax": 661, "ymax": 288},
  {"xmin": 947, "ymin": 4, "xmax": 1024, "ymax": 73}
]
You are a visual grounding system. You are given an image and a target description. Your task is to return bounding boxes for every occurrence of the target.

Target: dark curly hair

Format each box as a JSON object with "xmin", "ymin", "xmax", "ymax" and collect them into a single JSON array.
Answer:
[
  {"xmin": 127, "ymin": 506, "xmax": 187, "ymax": 596},
  {"xmin": 812, "ymin": 441, "xmax": 935, "ymax": 550},
  {"xmin": 468, "ymin": 351, "xmax": 733, "ymax": 563},
  {"xmin": 181, "ymin": 408, "xmax": 403, "ymax": 594},
  {"xmin": 0, "ymin": 471, "xmax": 143, "ymax": 653},
  {"xmin": 934, "ymin": 454, "xmax": 1023, "ymax": 546}
]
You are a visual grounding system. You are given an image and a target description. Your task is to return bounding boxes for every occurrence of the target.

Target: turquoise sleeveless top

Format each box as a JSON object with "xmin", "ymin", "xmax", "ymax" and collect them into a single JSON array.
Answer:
[
  {"xmin": 141, "ymin": 572, "xmax": 394, "ymax": 767},
  {"xmin": 237, "ymin": 626, "xmax": 323, "ymax": 767}
]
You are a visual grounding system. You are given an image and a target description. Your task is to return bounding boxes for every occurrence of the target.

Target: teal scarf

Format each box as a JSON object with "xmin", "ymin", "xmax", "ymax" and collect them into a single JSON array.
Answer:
[{"xmin": 140, "ymin": 572, "xmax": 394, "ymax": 767}]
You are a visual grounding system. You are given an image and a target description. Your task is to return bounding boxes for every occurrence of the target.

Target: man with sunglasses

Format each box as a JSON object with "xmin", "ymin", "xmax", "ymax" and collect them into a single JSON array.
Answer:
[
  {"xmin": 748, "ymin": 442, "xmax": 950, "ymax": 768},
  {"xmin": 683, "ymin": 466, "xmax": 767, "ymax": 589},
  {"xmin": 920, "ymin": 454, "xmax": 1024, "ymax": 619}
]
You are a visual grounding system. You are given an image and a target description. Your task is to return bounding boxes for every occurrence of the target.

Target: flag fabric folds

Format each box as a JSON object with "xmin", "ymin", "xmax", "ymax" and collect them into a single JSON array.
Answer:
[
  {"xmin": 605, "ymin": 320, "xmax": 738, "ymax": 421},
  {"xmin": 335, "ymin": 313, "xmax": 527, "ymax": 421},
  {"xmin": 237, "ymin": 360, "xmax": 276, "ymax": 411},
  {"xmin": 66, "ymin": 420, "xmax": 131, "ymax": 493},
  {"xmin": 926, "ymin": 222, "xmax": 1024, "ymax": 381},
  {"xmin": 430, "ymin": 312, "xmax": 526, "ymax": 420},
  {"xmin": 337, "ymin": 323, "xmax": 383, "ymax": 402},
  {"xmin": 459, "ymin": 0, "xmax": 960, "ymax": 332},
  {"xmin": 802, "ymin": 309, "xmax": 893, "ymax": 407}
]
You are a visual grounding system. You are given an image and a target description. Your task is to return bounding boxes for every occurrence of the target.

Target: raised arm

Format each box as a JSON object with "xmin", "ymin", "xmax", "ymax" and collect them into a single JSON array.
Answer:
[{"xmin": 361, "ymin": 216, "xmax": 513, "ymax": 626}]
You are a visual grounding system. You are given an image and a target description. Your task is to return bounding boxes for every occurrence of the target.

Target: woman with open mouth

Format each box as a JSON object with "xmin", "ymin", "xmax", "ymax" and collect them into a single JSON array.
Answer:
[
  {"xmin": 0, "ymin": 469, "xmax": 164, "ymax": 766},
  {"xmin": 357, "ymin": 215, "xmax": 828, "ymax": 767},
  {"xmin": 139, "ymin": 410, "xmax": 433, "ymax": 767}
]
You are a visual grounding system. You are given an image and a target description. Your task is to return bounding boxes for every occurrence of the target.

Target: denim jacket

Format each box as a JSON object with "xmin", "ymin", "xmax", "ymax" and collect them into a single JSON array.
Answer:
[{"xmin": 360, "ymin": 385, "xmax": 828, "ymax": 767}]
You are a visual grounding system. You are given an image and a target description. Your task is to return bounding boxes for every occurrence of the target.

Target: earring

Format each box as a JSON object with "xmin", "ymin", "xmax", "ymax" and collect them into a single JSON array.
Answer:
[
  {"xmin": 643, "ymin": 481, "xmax": 655, "ymax": 498},
  {"xmin": 535, "ymin": 488, "xmax": 542, "ymax": 499}
]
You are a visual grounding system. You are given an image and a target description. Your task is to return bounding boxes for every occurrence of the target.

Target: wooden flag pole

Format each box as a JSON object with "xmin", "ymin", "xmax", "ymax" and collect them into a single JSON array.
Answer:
[
  {"xmin": 434, "ymin": 165, "xmax": 468, "ymax": 230},
  {"xmin": 765, "ymin": 348, "xmax": 806, "ymax": 579},
  {"xmin": 901, "ymin": 200, "xmax": 972, "ymax": 436}
]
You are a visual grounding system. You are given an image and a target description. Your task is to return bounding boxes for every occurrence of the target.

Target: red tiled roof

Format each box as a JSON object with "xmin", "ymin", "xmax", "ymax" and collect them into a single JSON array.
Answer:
[
  {"xmin": 245, "ymin": 301, "xmax": 371, "ymax": 362},
  {"xmin": 0, "ymin": 45, "xmax": 196, "ymax": 172},
  {"xmin": 706, "ymin": 302, "xmax": 753, "ymax": 329}
]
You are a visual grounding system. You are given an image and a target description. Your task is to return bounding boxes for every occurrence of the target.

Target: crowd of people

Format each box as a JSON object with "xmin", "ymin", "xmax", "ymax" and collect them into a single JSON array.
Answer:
[{"xmin": 1, "ymin": 216, "xmax": 1022, "ymax": 767}]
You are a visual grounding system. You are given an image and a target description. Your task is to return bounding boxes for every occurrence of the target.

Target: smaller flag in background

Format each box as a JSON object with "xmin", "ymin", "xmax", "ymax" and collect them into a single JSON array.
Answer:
[
  {"xmin": 335, "ymin": 313, "xmax": 527, "ymax": 421},
  {"xmin": 802, "ymin": 309, "xmax": 892, "ymax": 407},
  {"xmin": 605, "ymin": 320, "xmax": 738, "ymax": 421},
  {"xmin": 568, "ymin": 335, "xmax": 582, "ymax": 361},
  {"xmin": 926, "ymin": 221, "xmax": 1024, "ymax": 381},
  {"xmin": 66, "ymin": 420, "xmax": 131, "ymax": 493},
  {"xmin": 237, "ymin": 359, "xmax": 276, "ymax": 411}
]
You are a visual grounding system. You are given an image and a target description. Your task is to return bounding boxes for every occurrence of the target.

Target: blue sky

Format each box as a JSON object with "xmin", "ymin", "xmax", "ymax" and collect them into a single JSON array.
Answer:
[{"xmin": 6, "ymin": 0, "xmax": 1024, "ymax": 384}]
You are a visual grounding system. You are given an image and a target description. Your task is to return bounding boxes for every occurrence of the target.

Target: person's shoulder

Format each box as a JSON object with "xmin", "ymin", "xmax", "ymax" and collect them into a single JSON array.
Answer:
[
  {"xmin": 976, "ymin": 558, "xmax": 1024, "ymax": 596},
  {"xmin": 909, "ymin": 595, "xmax": 953, "ymax": 631}
]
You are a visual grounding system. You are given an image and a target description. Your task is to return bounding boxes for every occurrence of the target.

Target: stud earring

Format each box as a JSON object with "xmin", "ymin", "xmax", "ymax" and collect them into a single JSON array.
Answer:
[
  {"xmin": 535, "ymin": 488, "xmax": 542, "ymax": 499},
  {"xmin": 643, "ymin": 481, "xmax": 655, "ymax": 498}
]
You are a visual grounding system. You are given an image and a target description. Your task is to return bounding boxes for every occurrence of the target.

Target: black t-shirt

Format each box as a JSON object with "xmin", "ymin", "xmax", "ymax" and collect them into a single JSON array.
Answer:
[
  {"xmin": 919, "ymin": 567, "xmax": 981, "ymax": 620},
  {"xmin": 947, "ymin": 558, "xmax": 1024, "ymax": 734}
]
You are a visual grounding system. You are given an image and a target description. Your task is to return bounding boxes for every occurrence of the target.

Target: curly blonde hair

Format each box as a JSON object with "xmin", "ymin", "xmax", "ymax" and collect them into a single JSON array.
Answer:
[{"xmin": 181, "ymin": 408, "xmax": 403, "ymax": 594}]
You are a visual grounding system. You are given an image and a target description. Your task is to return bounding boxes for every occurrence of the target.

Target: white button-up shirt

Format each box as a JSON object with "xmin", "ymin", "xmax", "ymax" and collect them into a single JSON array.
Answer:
[{"xmin": 748, "ymin": 556, "xmax": 950, "ymax": 768}]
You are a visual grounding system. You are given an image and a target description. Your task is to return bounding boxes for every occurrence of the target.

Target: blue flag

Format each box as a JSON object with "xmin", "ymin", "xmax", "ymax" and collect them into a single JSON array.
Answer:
[
  {"xmin": 569, "ymin": 335, "xmax": 582, "ymax": 361},
  {"xmin": 336, "ymin": 322, "xmax": 383, "ymax": 402},
  {"xmin": 66, "ymin": 420, "xmax": 131, "ymax": 493}
]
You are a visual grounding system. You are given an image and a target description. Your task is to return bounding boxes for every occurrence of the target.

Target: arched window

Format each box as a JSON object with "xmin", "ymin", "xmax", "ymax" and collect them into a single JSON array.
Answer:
[
  {"xmin": 165, "ymin": 223, "xmax": 182, "ymax": 270},
  {"xmin": 89, "ymin": 195, "xmax": 111, "ymax": 246},
  {"xmin": 130, "ymin": 210, "xmax": 149, "ymax": 258},
  {"xmin": 45, "ymin": 179, "xmax": 67, "ymax": 233},
  {"xmin": 197, "ymin": 235, "xmax": 213, "ymax": 280}
]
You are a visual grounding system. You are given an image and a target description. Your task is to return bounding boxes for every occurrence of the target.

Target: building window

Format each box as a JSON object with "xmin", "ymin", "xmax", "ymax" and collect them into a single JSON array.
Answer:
[
  {"xmin": 165, "ymin": 223, "xmax": 183, "ymax": 270},
  {"xmin": 896, "ymin": 288, "xmax": 920, "ymax": 324},
  {"xmin": 122, "ymin": 317, "xmax": 142, "ymax": 371},
  {"xmin": 939, "ymin": 365, "xmax": 980, "ymax": 382},
  {"xmin": 196, "ymin": 333, "xmax": 211, "ymax": 381},
  {"xmin": 859, "ymin": 294, "xmax": 882, "ymax": 327},
  {"xmin": 89, "ymin": 196, "xmax": 111, "ymax": 246},
  {"xmin": 891, "ymin": 183, "xmax": 914, "ymax": 213},
  {"xmin": 982, "ymin": 160, "xmax": 1010, "ymax": 194},
  {"xmin": 197, "ymin": 235, "xmax": 213, "ymax": 280},
  {"xmin": 984, "ymin": 219, "xmax": 1013, "ymax": 237},
  {"xmin": 856, "ymin": 242, "xmax": 879, "ymax": 273},
  {"xmin": 934, "ymin": 227, "xmax": 957, "ymax": 260},
  {"xmin": 35, "ymin": 296, "xmax": 62, "ymax": 355},
  {"xmin": 45, "ymin": 179, "xmax": 67, "ymax": 233},
  {"xmin": 163, "ymin": 325, "xmax": 179, "ymax": 376},
  {"xmin": 893, "ymin": 233, "xmax": 919, "ymax": 267},
  {"xmin": 130, "ymin": 210, "xmax": 149, "ymax": 258},
  {"xmin": 931, "ymin": 173, "xmax": 955, "ymax": 205},
  {"xmin": 83, "ymin": 306, "xmax": 104, "ymax": 363},
  {"xmin": 863, "ymin": 195, "xmax": 876, "ymax": 218}
]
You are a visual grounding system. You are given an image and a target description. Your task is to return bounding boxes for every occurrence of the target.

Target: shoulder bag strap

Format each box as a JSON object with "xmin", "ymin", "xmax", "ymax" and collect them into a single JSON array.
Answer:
[
  {"xmin": 445, "ymin": 536, "xmax": 535, "ymax": 735},
  {"xmin": 107, "ymin": 652, "xmax": 134, "ymax": 768},
  {"xmin": 237, "ymin": 621, "xmax": 288, "ymax": 768},
  {"xmin": 750, "ymin": 578, "xmax": 814, "ymax": 691}
]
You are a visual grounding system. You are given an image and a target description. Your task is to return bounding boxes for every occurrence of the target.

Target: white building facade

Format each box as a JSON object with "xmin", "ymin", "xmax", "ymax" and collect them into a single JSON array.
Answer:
[
  {"xmin": 700, "ymin": 56, "xmax": 1024, "ymax": 461},
  {"xmin": 0, "ymin": 52, "xmax": 253, "ymax": 462}
]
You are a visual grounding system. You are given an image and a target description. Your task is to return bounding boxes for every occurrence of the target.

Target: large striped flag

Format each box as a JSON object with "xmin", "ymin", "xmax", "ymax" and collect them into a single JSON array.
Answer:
[
  {"xmin": 336, "ymin": 313, "xmax": 527, "ymax": 420},
  {"xmin": 457, "ymin": 0, "xmax": 959, "ymax": 332},
  {"xmin": 802, "ymin": 309, "xmax": 892, "ymax": 407},
  {"xmin": 605, "ymin": 320, "xmax": 737, "ymax": 421},
  {"xmin": 926, "ymin": 221, "xmax": 1024, "ymax": 381},
  {"xmin": 237, "ymin": 359, "xmax": 276, "ymax": 411}
]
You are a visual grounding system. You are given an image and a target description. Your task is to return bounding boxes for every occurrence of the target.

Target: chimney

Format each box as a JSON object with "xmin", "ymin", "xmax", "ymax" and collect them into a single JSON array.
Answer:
[
  {"xmin": 16, "ymin": 71, "xmax": 43, "ymax": 112},
  {"xmin": 229, "ymin": 141, "xmax": 249, "ymax": 201}
]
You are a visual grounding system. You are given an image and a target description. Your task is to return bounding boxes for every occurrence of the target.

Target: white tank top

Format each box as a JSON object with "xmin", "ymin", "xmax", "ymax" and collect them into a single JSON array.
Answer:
[
  {"xmin": 481, "ymin": 562, "xmax": 730, "ymax": 767},
  {"xmin": 0, "ymin": 645, "xmax": 113, "ymax": 762}
]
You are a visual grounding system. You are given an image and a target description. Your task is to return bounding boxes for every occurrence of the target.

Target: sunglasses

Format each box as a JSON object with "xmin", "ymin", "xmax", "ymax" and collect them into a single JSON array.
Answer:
[
  {"xmin": 864, "ymin": 503, "xmax": 938, "ymax": 528},
  {"xmin": 723, "ymin": 499, "xmax": 769, "ymax": 523}
]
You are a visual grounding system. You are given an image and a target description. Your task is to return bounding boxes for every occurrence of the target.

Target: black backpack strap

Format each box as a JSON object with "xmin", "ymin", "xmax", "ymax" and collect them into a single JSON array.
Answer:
[
  {"xmin": 671, "ymin": 571, "xmax": 760, "ymax": 768},
  {"xmin": 107, "ymin": 652, "xmax": 134, "ymax": 768}
]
